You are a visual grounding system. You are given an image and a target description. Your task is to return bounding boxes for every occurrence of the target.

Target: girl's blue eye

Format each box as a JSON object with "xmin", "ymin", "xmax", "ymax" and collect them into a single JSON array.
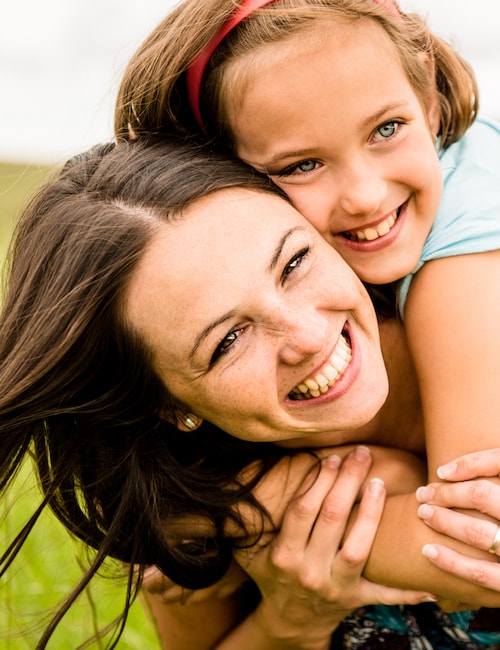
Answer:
[
  {"xmin": 377, "ymin": 121, "xmax": 398, "ymax": 139},
  {"xmin": 278, "ymin": 160, "xmax": 319, "ymax": 177},
  {"xmin": 297, "ymin": 160, "xmax": 317, "ymax": 173}
]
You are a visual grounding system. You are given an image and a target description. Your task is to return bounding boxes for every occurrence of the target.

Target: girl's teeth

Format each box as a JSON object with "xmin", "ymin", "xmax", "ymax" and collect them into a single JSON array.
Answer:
[
  {"xmin": 364, "ymin": 227, "xmax": 379, "ymax": 241},
  {"xmin": 377, "ymin": 220, "xmax": 391, "ymax": 236},
  {"xmin": 347, "ymin": 212, "xmax": 397, "ymax": 242}
]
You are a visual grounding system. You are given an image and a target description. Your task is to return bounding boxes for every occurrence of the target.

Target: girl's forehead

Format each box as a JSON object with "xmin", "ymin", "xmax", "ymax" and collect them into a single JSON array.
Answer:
[{"xmin": 222, "ymin": 17, "xmax": 399, "ymax": 105}]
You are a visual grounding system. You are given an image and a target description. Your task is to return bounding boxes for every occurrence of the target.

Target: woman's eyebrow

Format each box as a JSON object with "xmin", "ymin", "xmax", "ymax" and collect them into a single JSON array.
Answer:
[
  {"xmin": 189, "ymin": 310, "xmax": 237, "ymax": 362},
  {"xmin": 189, "ymin": 227, "xmax": 302, "ymax": 361},
  {"xmin": 269, "ymin": 227, "xmax": 302, "ymax": 271}
]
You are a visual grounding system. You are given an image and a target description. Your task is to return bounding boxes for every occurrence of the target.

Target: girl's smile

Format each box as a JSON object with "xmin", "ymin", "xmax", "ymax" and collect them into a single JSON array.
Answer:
[
  {"xmin": 226, "ymin": 18, "xmax": 443, "ymax": 285},
  {"xmin": 124, "ymin": 188, "xmax": 389, "ymax": 444}
]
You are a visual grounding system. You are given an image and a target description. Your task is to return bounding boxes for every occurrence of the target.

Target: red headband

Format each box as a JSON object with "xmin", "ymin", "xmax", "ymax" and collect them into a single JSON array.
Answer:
[{"xmin": 186, "ymin": 0, "xmax": 400, "ymax": 129}]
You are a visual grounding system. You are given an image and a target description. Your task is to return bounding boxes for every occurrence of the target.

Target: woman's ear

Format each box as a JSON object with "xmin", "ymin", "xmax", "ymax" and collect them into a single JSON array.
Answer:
[
  {"xmin": 159, "ymin": 407, "xmax": 203, "ymax": 431},
  {"xmin": 177, "ymin": 412, "xmax": 203, "ymax": 431}
]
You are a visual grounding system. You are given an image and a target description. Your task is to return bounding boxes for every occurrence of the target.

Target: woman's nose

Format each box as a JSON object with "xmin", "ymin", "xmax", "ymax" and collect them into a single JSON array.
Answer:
[{"xmin": 277, "ymin": 307, "xmax": 328, "ymax": 366}]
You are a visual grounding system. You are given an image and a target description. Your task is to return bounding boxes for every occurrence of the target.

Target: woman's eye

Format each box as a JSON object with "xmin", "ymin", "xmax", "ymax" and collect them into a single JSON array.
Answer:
[
  {"xmin": 212, "ymin": 328, "xmax": 243, "ymax": 363},
  {"xmin": 282, "ymin": 247, "xmax": 310, "ymax": 279},
  {"xmin": 375, "ymin": 120, "xmax": 400, "ymax": 140}
]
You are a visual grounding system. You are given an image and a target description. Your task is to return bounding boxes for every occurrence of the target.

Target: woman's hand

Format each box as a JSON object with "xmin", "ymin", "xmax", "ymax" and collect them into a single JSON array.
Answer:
[
  {"xmin": 416, "ymin": 448, "xmax": 500, "ymax": 590},
  {"xmin": 232, "ymin": 447, "xmax": 436, "ymax": 650}
]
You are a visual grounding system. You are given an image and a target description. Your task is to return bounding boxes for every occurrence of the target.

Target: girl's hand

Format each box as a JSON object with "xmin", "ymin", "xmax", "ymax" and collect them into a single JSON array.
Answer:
[
  {"xmin": 234, "ymin": 447, "xmax": 436, "ymax": 649},
  {"xmin": 416, "ymin": 449, "xmax": 500, "ymax": 590}
]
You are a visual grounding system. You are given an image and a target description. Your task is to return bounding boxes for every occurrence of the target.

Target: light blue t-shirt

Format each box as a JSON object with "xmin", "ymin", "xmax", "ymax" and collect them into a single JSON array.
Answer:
[{"xmin": 398, "ymin": 116, "xmax": 500, "ymax": 315}]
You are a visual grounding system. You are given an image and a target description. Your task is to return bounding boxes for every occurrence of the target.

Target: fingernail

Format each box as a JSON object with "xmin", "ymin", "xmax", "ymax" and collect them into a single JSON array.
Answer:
[
  {"xmin": 416, "ymin": 486, "xmax": 434, "ymax": 502},
  {"xmin": 417, "ymin": 504, "xmax": 434, "ymax": 521},
  {"xmin": 422, "ymin": 544, "xmax": 438, "ymax": 560},
  {"xmin": 421, "ymin": 595, "xmax": 438, "ymax": 603},
  {"xmin": 325, "ymin": 454, "xmax": 342, "ymax": 469},
  {"xmin": 355, "ymin": 445, "xmax": 371, "ymax": 461},
  {"xmin": 437, "ymin": 462, "xmax": 457, "ymax": 480},
  {"xmin": 368, "ymin": 477, "xmax": 385, "ymax": 497}
]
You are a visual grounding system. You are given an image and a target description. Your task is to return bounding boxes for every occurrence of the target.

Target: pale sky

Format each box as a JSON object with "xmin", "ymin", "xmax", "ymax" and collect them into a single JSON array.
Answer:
[{"xmin": 1, "ymin": 0, "xmax": 499, "ymax": 163}]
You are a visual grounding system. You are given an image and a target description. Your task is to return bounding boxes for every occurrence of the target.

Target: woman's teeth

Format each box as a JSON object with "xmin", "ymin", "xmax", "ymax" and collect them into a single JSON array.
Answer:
[
  {"xmin": 289, "ymin": 334, "xmax": 352, "ymax": 400},
  {"xmin": 344, "ymin": 209, "xmax": 398, "ymax": 242}
]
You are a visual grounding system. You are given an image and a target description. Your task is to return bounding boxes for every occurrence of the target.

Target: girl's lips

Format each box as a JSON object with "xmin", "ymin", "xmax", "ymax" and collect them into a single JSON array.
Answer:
[
  {"xmin": 344, "ymin": 209, "xmax": 398, "ymax": 242},
  {"xmin": 337, "ymin": 200, "xmax": 409, "ymax": 251},
  {"xmin": 288, "ymin": 325, "xmax": 352, "ymax": 401}
]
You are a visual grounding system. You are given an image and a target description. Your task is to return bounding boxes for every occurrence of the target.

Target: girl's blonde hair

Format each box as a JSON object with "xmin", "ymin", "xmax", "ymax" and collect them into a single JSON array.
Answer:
[{"xmin": 115, "ymin": 0, "xmax": 478, "ymax": 149}]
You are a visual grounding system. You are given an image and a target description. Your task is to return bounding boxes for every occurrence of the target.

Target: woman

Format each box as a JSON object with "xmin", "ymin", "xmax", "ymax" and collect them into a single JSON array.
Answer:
[{"xmin": 1, "ymin": 138, "xmax": 498, "ymax": 649}]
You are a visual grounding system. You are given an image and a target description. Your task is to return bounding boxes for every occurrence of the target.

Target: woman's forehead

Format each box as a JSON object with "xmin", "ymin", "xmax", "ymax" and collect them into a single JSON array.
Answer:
[{"xmin": 122, "ymin": 187, "xmax": 309, "ymax": 348}]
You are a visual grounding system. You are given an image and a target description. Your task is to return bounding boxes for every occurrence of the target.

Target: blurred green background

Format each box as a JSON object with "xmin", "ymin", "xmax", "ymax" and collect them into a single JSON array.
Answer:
[{"xmin": 0, "ymin": 162, "xmax": 160, "ymax": 648}]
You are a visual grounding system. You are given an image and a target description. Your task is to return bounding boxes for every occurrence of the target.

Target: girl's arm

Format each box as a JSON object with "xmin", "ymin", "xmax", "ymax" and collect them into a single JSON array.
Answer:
[
  {"xmin": 142, "ymin": 446, "xmax": 435, "ymax": 650},
  {"xmin": 361, "ymin": 251, "xmax": 500, "ymax": 602},
  {"xmin": 404, "ymin": 252, "xmax": 500, "ymax": 478}
]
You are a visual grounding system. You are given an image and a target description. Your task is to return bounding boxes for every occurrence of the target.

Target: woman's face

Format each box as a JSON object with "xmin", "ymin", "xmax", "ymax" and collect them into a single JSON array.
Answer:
[
  {"xmin": 124, "ymin": 188, "xmax": 388, "ymax": 445},
  {"xmin": 226, "ymin": 19, "xmax": 442, "ymax": 285}
]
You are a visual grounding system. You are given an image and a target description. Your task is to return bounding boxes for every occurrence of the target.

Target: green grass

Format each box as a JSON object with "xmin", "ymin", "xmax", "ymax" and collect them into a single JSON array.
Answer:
[{"xmin": 0, "ymin": 162, "xmax": 161, "ymax": 649}]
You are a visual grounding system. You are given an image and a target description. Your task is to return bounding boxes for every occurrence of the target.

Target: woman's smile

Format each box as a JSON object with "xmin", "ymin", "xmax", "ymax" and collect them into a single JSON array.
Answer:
[{"xmin": 288, "ymin": 325, "xmax": 352, "ymax": 400}]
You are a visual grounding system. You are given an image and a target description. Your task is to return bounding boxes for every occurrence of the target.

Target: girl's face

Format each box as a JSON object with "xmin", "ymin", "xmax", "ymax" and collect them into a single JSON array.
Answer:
[
  {"xmin": 124, "ymin": 188, "xmax": 388, "ymax": 445},
  {"xmin": 227, "ymin": 19, "xmax": 443, "ymax": 285}
]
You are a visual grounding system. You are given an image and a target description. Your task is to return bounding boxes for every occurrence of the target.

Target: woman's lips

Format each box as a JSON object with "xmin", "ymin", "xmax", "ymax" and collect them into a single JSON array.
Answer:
[{"xmin": 288, "ymin": 329, "xmax": 352, "ymax": 400}]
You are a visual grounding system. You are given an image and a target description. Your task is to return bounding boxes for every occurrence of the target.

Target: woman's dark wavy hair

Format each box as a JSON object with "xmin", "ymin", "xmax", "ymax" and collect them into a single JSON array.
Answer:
[{"xmin": 0, "ymin": 138, "xmax": 291, "ymax": 647}]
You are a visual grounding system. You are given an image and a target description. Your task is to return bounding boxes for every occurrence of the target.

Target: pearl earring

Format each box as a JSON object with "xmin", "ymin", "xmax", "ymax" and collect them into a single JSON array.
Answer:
[{"xmin": 182, "ymin": 414, "xmax": 198, "ymax": 430}]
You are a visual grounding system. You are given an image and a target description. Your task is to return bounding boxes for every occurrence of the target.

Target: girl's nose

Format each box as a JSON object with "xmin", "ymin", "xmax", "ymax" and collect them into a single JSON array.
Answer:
[{"xmin": 337, "ymin": 168, "xmax": 386, "ymax": 218}]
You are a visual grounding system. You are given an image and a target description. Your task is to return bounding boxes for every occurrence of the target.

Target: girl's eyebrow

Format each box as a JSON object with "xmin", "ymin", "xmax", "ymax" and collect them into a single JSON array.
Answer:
[
  {"xmin": 189, "ymin": 227, "xmax": 302, "ymax": 361},
  {"xmin": 258, "ymin": 149, "xmax": 317, "ymax": 169},
  {"xmin": 358, "ymin": 101, "xmax": 407, "ymax": 130}
]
